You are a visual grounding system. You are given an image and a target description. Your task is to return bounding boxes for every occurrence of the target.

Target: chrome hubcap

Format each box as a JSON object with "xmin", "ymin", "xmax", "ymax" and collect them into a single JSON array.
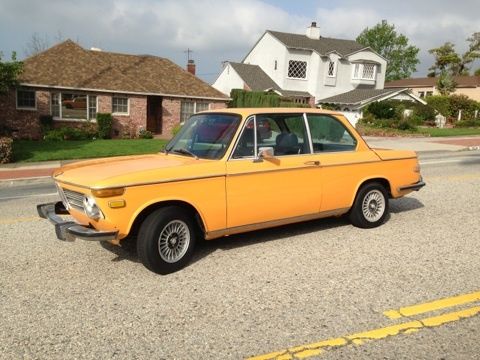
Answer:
[
  {"xmin": 158, "ymin": 220, "xmax": 190, "ymax": 263},
  {"xmin": 362, "ymin": 190, "xmax": 385, "ymax": 222}
]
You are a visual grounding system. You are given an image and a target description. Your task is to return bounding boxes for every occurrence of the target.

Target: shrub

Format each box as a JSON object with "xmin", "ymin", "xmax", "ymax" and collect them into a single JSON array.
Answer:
[
  {"xmin": 366, "ymin": 101, "xmax": 396, "ymax": 119},
  {"xmin": 455, "ymin": 119, "xmax": 480, "ymax": 128},
  {"xmin": 44, "ymin": 126, "xmax": 97, "ymax": 141},
  {"xmin": 39, "ymin": 115, "xmax": 54, "ymax": 135},
  {"xmin": 449, "ymin": 94, "xmax": 479, "ymax": 121},
  {"xmin": 426, "ymin": 96, "xmax": 451, "ymax": 117},
  {"xmin": 410, "ymin": 103, "xmax": 436, "ymax": 123},
  {"xmin": 138, "ymin": 129, "xmax": 153, "ymax": 139},
  {"xmin": 397, "ymin": 120, "xmax": 417, "ymax": 131},
  {"xmin": 96, "ymin": 113, "xmax": 113, "ymax": 139},
  {"xmin": 0, "ymin": 137, "xmax": 13, "ymax": 163}
]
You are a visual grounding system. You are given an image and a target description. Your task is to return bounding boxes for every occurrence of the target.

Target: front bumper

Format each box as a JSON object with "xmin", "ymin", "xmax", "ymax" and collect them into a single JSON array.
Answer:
[{"xmin": 37, "ymin": 202, "xmax": 118, "ymax": 242}]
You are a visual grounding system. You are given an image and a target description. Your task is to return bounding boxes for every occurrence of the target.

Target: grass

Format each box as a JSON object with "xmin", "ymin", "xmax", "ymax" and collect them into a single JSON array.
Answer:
[
  {"xmin": 13, "ymin": 139, "xmax": 169, "ymax": 162},
  {"xmin": 357, "ymin": 124, "xmax": 480, "ymax": 138},
  {"xmin": 417, "ymin": 127, "xmax": 480, "ymax": 137}
]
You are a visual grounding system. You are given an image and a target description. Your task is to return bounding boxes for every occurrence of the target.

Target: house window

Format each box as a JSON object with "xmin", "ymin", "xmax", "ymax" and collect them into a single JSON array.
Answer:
[
  {"xmin": 426, "ymin": 91, "xmax": 433, "ymax": 97},
  {"xmin": 50, "ymin": 92, "xmax": 97, "ymax": 120},
  {"xmin": 180, "ymin": 101, "xmax": 209, "ymax": 123},
  {"xmin": 16, "ymin": 88, "xmax": 36, "ymax": 109},
  {"xmin": 112, "ymin": 95, "xmax": 129, "ymax": 114},
  {"xmin": 288, "ymin": 60, "xmax": 307, "ymax": 79},
  {"xmin": 352, "ymin": 63, "xmax": 376, "ymax": 80},
  {"xmin": 327, "ymin": 61, "xmax": 337, "ymax": 77},
  {"xmin": 88, "ymin": 96, "xmax": 97, "ymax": 119},
  {"xmin": 418, "ymin": 91, "xmax": 425, "ymax": 98}
]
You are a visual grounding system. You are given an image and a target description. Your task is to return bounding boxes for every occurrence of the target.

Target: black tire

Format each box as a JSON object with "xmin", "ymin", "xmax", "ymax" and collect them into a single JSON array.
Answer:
[
  {"xmin": 137, "ymin": 206, "xmax": 197, "ymax": 274},
  {"xmin": 349, "ymin": 182, "xmax": 389, "ymax": 228}
]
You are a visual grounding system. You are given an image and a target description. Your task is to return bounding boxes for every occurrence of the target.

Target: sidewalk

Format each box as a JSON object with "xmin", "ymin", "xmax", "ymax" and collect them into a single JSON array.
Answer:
[{"xmin": 1, "ymin": 136, "xmax": 480, "ymax": 185}]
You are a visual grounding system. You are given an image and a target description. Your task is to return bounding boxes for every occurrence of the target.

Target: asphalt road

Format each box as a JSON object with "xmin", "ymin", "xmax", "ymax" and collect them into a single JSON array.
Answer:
[{"xmin": 0, "ymin": 151, "xmax": 479, "ymax": 359}]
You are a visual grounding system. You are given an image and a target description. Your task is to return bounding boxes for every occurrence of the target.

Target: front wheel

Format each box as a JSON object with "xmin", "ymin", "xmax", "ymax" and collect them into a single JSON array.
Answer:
[
  {"xmin": 349, "ymin": 182, "xmax": 389, "ymax": 228},
  {"xmin": 137, "ymin": 206, "xmax": 197, "ymax": 274}
]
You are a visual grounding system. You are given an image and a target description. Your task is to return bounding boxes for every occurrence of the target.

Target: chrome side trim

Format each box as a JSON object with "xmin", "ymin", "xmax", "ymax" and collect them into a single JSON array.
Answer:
[
  {"xmin": 227, "ymin": 165, "xmax": 321, "ymax": 177},
  {"xmin": 205, "ymin": 208, "xmax": 350, "ymax": 240},
  {"xmin": 55, "ymin": 174, "xmax": 226, "ymax": 191}
]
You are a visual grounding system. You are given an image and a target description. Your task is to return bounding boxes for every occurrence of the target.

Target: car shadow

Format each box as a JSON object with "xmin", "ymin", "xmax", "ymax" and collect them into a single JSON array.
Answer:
[{"xmin": 99, "ymin": 196, "xmax": 424, "ymax": 268}]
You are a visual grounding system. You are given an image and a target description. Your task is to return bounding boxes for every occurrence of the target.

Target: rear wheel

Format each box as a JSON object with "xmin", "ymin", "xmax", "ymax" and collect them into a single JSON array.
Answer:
[
  {"xmin": 349, "ymin": 182, "xmax": 389, "ymax": 228},
  {"xmin": 137, "ymin": 206, "xmax": 197, "ymax": 274}
]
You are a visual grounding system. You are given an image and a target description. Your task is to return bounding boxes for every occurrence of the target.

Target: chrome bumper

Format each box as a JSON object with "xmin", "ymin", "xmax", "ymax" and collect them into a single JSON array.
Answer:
[
  {"xmin": 37, "ymin": 202, "xmax": 118, "ymax": 242},
  {"xmin": 399, "ymin": 180, "xmax": 426, "ymax": 192}
]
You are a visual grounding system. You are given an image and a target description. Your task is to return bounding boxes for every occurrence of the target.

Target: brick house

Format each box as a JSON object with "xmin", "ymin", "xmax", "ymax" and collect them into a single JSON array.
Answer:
[{"xmin": 0, "ymin": 40, "xmax": 228, "ymax": 139}]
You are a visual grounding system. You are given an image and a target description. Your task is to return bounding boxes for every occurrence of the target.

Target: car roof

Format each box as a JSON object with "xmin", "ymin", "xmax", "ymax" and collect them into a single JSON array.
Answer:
[{"xmin": 202, "ymin": 107, "xmax": 342, "ymax": 116}]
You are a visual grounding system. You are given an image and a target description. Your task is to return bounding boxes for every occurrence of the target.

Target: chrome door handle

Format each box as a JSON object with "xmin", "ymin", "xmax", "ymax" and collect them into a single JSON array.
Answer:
[{"xmin": 304, "ymin": 161, "xmax": 320, "ymax": 166}]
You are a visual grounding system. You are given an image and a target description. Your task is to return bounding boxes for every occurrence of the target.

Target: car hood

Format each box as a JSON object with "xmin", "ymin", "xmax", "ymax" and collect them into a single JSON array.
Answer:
[{"xmin": 53, "ymin": 153, "xmax": 225, "ymax": 189}]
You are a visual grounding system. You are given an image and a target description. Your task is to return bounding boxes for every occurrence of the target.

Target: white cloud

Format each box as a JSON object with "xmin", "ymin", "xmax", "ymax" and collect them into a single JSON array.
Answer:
[{"xmin": 1, "ymin": 0, "xmax": 478, "ymax": 82}]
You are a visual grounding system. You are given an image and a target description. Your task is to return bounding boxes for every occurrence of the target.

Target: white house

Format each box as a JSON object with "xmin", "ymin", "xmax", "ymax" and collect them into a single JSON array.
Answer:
[{"xmin": 213, "ymin": 22, "xmax": 388, "ymax": 107}]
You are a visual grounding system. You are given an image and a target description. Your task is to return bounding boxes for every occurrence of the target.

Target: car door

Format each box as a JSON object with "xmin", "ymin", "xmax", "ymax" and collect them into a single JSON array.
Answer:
[
  {"xmin": 305, "ymin": 113, "xmax": 380, "ymax": 213},
  {"xmin": 225, "ymin": 113, "xmax": 323, "ymax": 229}
]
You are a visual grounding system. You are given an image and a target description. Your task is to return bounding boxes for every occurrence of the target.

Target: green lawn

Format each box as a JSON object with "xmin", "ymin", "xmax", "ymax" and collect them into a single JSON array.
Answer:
[
  {"xmin": 417, "ymin": 127, "xmax": 480, "ymax": 137},
  {"xmin": 13, "ymin": 139, "xmax": 169, "ymax": 162}
]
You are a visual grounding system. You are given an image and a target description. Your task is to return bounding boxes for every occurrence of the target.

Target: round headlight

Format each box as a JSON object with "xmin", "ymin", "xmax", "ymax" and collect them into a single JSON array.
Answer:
[{"xmin": 83, "ymin": 196, "xmax": 103, "ymax": 220}]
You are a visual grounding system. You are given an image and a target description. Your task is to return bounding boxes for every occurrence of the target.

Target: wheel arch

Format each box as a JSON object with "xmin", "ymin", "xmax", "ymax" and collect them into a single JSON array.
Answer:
[
  {"xmin": 126, "ymin": 200, "xmax": 206, "ymax": 241},
  {"xmin": 352, "ymin": 177, "xmax": 392, "ymax": 205}
]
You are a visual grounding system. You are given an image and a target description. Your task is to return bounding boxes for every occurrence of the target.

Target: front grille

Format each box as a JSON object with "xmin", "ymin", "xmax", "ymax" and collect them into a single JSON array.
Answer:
[{"xmin": 59, "ymin": 187, "xmax": 85, "ymax": 212}]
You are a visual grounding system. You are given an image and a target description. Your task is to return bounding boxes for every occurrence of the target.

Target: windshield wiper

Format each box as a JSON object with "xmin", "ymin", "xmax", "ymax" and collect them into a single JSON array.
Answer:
[{"xmin": 171, "ymin": 148, "xmax": 199, "ymax": 160}]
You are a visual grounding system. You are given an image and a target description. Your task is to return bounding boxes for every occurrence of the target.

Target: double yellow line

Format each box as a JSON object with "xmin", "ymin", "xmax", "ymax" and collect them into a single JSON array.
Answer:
[{"xmin": 248, "ymin": 291, "xmax": 480, "ymax": 360}]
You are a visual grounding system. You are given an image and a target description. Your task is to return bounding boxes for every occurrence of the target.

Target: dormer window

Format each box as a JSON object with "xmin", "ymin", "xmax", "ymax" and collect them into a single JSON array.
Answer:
[
  {"xmin": 352, "ymin": 63, "xmax": 376, "ymax": 80},
  {"xmin": 327, "ymin": 61, "xmax": 337, "ymax": 77},
  {"xmin": 288, "ymin": 60, "xmax": 307, "ymax": 79}
]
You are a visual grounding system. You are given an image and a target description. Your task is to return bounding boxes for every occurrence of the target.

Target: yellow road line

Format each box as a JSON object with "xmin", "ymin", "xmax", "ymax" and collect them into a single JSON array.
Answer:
[
  {"xmin": 247, "ymin": 305, "xmax": 480, "ymax": 360},
  {"xmin": 0, "ymin": 216, "xmax": 41, "ymax": 225},
  {"xmin": 384, "ymin": 291, "xmax": 480, "ymax": 319}
]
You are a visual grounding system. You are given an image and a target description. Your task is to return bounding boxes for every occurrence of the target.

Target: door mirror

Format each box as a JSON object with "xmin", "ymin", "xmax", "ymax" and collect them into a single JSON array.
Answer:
[{"xmin": 258, "ymin": 147, "xmax": 274, "ymax": 159}]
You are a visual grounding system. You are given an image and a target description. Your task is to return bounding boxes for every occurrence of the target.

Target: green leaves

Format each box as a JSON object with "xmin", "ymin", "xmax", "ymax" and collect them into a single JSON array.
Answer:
[
  {"xmin": 356, "ymin": 20, "xmax": 419, "ymax": 82},
  {"xmin": 0, "ymin": 52, "xmax": 24, "ymax": 94}
]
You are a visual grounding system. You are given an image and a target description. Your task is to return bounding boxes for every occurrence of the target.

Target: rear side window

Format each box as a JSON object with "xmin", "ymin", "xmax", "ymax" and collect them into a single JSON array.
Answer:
[{"xmin": 307, "ymin": 115, "xmax": 357, "ymax": 153}]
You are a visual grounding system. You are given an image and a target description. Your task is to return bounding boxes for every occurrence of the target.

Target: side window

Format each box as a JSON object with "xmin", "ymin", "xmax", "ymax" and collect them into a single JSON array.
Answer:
[{"xmin": 307, "ymin": 115, "xmax": 357, "ymax": 152}]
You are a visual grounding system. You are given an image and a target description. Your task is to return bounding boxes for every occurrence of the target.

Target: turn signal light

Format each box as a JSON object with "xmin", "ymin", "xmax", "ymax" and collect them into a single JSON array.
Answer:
[{"xmin": 91, "ymin": 188, "xmax": 125, "ymax": 198}]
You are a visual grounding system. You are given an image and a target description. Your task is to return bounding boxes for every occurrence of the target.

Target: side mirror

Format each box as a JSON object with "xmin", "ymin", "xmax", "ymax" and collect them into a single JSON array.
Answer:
[{"xmin": 257, "ymin": 146, "xmax": 274, "ymax": 159}]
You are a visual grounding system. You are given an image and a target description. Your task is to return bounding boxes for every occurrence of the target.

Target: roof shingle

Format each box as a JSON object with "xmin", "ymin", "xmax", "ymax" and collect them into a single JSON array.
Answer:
[
  {"xmin": 20, "ymin": 40, "xmax": 227, "ymax": 99},
  {"xmin": 317, "ymin": 88, "xmax": 406, "ymax": 105},
  {"xmin": 385, "ymin": 76, "xmax": 480, "ymax": 89},
  {"xmin": 267, "ymin": 30, "xmax": 366, "ymax": 57}
]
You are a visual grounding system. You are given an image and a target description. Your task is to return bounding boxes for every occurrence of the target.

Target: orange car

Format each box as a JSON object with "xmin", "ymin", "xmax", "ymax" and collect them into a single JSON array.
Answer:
[{"xmin": 38, "ymin": 108, "xmax": 424, "ymax": 274}]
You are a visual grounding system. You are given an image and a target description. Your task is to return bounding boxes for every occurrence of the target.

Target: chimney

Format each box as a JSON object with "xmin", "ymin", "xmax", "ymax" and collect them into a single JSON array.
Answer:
[
  {"xmin": 306, "ymin": 21, "xmax": 320, "ymax": 40},
  {"xmin": 187, "ymin": 59, "xmax": 196, "ymax": 75}
]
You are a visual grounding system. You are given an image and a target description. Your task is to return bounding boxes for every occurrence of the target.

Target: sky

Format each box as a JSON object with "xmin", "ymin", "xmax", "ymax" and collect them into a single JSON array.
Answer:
[{"xmin": 1, "ymin": 0, "xmax": 479, "ymax": 84}]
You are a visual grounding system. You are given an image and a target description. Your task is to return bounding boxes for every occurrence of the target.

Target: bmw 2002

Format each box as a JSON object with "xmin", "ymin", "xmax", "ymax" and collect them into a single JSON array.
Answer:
[{"xmin": 38, "ymin": 108, "xmax": 425, "ymax": 274}]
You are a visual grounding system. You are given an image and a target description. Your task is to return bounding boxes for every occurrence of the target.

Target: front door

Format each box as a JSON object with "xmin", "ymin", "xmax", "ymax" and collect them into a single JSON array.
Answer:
[
  {"xmin": 147, "ymin": 96, "xmax": 163, "ymax": 134},
  {"xmin": 225, "ymin": 114, "xmax": 323, "ymax": 229}
]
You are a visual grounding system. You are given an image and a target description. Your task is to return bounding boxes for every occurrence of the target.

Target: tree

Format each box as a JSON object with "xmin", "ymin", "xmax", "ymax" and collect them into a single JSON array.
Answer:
[
  {"xmin": 356, "ymin": 20, "xmax": 420, "ymax": 82},
  {"xmin": 436, "ymin": 71, "xmax": 456, "ymax": 96},
  {"xmin": 24, "ymin": 33, "xmax": 50, "ymax": 57},
  {"xmin": 475, "ymin": 68, "xmax": 480, "ymax": 76},
  {"xmin": 0, "ymin": 52, "xmax": 23, "ymax": 94},
  {"xmin": 429, "ymin": 32, "xmax": 480, "ymax": 76}
]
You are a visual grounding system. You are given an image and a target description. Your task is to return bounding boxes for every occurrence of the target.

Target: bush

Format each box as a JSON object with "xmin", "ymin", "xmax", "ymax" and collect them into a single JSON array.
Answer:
[
  {"xmin": 96, "ymin": 113, "xmax": 113, "ymax": 139},
  {"xmin": 410, "ymin": 103, "xmax": 436, "ymax": 123},
  {"xmin": 44, "ymin": 125, "xmax": 97, "ymax": 141},
  {"xmin": 366, "ymin": 101, "xmax": 397, "ymax": 119},
  {"xmin": 449, "ymin": 94, "xmax": 479, "ymax": 121},
  {"xmin": 426, "ymin": 96, "xmax": 451, "ymax": 117},
  {"xmin": 39, "ymin": 115, "xmax": 54, "ymax": 135},
  {"xmin": 397, "ymin": 120, "xmax": 417, "ymax": 131},
  {"xmin": 0, "ymin": 137, "xmax": 13, "ymax": 163},
  {"xmin": 455, "ymin": 119, "xmax": 480, "ymax": 128},
  {"xmin": 138, "ymin": 129, "xmax": 153, "ymax": 139}
]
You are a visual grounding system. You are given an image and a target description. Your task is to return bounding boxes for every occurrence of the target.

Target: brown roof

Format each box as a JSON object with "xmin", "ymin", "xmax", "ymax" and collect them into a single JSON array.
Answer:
[
  {"xmin": 385, "ymin": 76, "xmax": 480, "ymax": 89},
  {"xmin": 267, "ymin": 30, "xmax": 367, "ymax": 57},
  {"xmin": 19, "ymin": 40, "xmax": 227, "ymax": 100}
]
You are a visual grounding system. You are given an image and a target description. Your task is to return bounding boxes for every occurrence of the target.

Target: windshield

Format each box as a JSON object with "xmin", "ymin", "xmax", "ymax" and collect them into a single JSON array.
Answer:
[{"xmin": 165, "ymin": 113, "xmax": 241, "ymax": 160}]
